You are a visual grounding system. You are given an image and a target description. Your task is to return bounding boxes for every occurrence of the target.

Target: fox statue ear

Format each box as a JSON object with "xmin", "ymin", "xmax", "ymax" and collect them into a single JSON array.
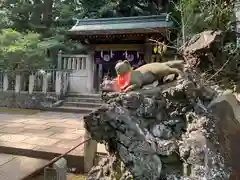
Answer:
[
  {"xmin": 123, "ymin": 60, "xmax": 130, "ymax": 65},
  {"xmin": 123, "ymin": 60, "xmax": 132, "ymax": 71}
]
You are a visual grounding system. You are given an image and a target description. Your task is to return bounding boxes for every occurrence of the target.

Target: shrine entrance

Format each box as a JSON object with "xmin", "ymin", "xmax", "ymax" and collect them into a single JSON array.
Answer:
[
  {"xmin": 102, "ymin": 63, "xmax": 116, "ymax": 79},
  {"xmin": 93, "ymin": 50, "xmax": 144, "ymax": 91},
  {"xmin": 67, "ymin": 15, "xmax": 175, "ymax": 92}
]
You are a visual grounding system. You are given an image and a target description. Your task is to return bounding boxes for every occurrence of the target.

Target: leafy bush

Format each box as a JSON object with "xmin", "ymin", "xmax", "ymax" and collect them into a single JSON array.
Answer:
[
  {"xmin": 172, "ymin": 0, "xmax": 234, "ymax": 41},
  {"xmin": 0, "ymin": 29, "xmax": 50, "ymax": 71}
]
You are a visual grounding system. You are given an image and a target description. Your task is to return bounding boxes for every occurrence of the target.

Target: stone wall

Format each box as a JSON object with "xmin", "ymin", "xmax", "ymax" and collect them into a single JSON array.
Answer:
[{"xmin": 0, "ymin": 92, "xmax": 60, "ymax": 109}]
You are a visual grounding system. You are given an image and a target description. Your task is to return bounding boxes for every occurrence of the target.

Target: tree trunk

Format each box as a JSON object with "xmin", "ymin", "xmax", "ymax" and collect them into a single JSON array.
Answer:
[
  {"xmin": 30, "ymin": 0, "xmax": 43, "ymax": 29},
  {"xmin": 42, "ymin": 0, "xmax": 54, "ymax": 28}
]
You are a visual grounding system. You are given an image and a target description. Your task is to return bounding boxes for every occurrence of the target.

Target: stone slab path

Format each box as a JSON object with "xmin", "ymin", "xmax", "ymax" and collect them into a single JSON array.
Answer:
[
  {"xmin": 0, "ymin": 111, "xmax": 107, "ymax": 175},
  {"xmin": 0, "ymin": 112, "xmax": 106, "ymax": 155},
  {"xmin": 0, "ymin": 153, "xmax": 48, "ymax": 180}
]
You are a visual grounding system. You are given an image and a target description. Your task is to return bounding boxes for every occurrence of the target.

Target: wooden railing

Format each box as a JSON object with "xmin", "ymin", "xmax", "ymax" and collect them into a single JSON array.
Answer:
[{"xmin": 57, "ymin": 51, "xmax": 88, "ymax": 71}]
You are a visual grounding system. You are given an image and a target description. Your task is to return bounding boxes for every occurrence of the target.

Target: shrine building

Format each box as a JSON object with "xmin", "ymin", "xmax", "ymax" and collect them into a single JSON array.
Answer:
[{"xmin": 59, "ymin": 14, "xmax": 175, "ymax": 94}]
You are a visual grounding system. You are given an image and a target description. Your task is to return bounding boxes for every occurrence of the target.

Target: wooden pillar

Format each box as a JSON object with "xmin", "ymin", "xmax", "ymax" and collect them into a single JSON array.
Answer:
[
  {"xmin": 67, "ymin": 58, "xmax": 72, "ymax": 70},
  {"xmin": 72, "ymin": 57, "xmax": 77, "ymax": 69},
  {"xmin": 87, "ymin": 52, "xmax": 94, "ymax": 94},
  {"xmin": 55, "ymin": 71, "xmax": 62, "ymax": 96},
  {"xmin": 57, "ymin": 50, "xmax": 62, "ymax": 70},
  {"xmin": 144, "ymin": 41, "xmax": 152, "ymax": 63},
  {"xmin": 62, "ymin": 72, "xmax": 68, "ymax": 95},
  {"xmin": 98, "ymin": 64, "xmax": 102, "ymax": 92},
  {"xmin": 42, "ymin": 74, "xmax": 48, "ymax": 93},
  {"xmin": 93, "ymin": 64, "xmax": 99, "ymax": 93},
  {"xmin": 29, "ymin": 74, "xmax": 35, "ymax": 94}
]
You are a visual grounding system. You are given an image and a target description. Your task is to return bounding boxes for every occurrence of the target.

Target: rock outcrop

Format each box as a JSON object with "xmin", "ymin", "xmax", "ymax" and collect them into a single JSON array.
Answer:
[
  {"xmin": 84, "ymin": 72, "xmax": 233, "ymax": 180},
  {"xmin": 182, "ymin": 30, "xmax": 240, "ymax": 87},
  {"xmin": 182, "ymin": 30, "xmax": 225, "ymax": 69}
]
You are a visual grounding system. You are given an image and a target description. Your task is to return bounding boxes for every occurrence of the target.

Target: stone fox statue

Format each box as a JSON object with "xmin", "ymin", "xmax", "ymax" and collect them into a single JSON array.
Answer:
[{"xmin": 115, "ymin": 60, "xmax": 184, "ymax": 92}]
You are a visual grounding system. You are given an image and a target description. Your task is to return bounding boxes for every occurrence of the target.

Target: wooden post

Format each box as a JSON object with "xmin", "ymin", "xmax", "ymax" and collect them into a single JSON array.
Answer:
[
  {"xmin": 72, "ymin": 57, "xmax": 77, "ymax": 69},
  {"xmin": 55, "ymin": 71, "xmax": 62, "ymax": 96},
  {"xmin": 15, "ymin": 74, "xmax": 21, "ymax": 93},
  {"xmin": 87, "ymin": 54, "xmax": 94, "ymax": 93},
  {"xmin": 144, "ymin": 40, "xmax": 153, "ymax": 63},
  {"xmin": 62, "ymin": 72, "xmax": 68, "ymax": 95},
  {"xmin": 67, "ymin": 58, "xmax": 72, "ymax": 70},
  {"xmin": 3, "ymin": 74, "xmax": 8, "ymax": 91},
  {"xmin": 29, "ymin": 74, "xmax": 35, "ymax": 94},
  {"xmin": 58, "ymin": 50, "xmax": 62, "ymax": 70},
  {"xmin": 42, "ymin": 74, "xmax": 48, "ymax": 93},
  {"xmin": 98, "ymin": 64, "xmax": 102, "ymax": 91}
]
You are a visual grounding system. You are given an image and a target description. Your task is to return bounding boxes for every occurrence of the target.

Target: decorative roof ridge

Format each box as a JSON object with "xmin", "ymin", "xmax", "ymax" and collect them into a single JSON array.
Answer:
[{"xmin": 74, "ymin": 14, "xmax": 169, "ymax": 26}]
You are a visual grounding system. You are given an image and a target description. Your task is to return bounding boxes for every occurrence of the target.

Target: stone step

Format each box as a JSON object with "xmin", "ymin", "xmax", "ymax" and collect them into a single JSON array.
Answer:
[
  {"xmin": 66, "ymin": 97, "xmax": 102, "ymax": 104},
  {"xmin": 45, "ymin": 106, "xmax": 96, "ymax": 114},
  {"xmin": 0, "ymin": 141, "xmax": 107, "ymax": 176},
  {"xmin": 63, "ymin": 101, "xmax": 102, "ymax": 108},
  {"xmin": 67, "ymin": 93, "xmax": 101, "ymax": 99},
  {"xmin": 0, "ymin": 142, "xmax": 86, "ymax": 173},
  {"xmin": 0, "ymin": 153, "xmax": 48, "ymax": 180}
]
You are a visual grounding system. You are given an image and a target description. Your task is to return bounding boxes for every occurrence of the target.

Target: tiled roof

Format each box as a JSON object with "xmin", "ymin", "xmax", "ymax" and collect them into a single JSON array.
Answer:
[{"xmin": 68, "ymin": 14, "xmax": 174, "ymax": 35}]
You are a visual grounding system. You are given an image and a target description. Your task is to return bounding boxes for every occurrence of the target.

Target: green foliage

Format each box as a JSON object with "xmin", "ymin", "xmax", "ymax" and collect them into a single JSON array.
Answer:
[
  {"xmin": 79, "ymin": 0, "xmax": 164, "ymax": 18},
  {"xmin": 1, "ymin": 0, "xmax": 32, "ymax": 32},
  {"xmin": 0, "ymin": 29, "xmax": 50, "ymax": 70},
  {"xmin": 0, "ymin": 0, "xmax": 88, "ymax": 68},
  {"xmin": 0, "ymin": 0, "xmax": 166, "ymax": 53},
  {"xmin": 0, "ymin": 0, "xmax": 173, "ymax": 70},
  {"xmin": 170, "ymin": 0, "xmax": 239, "ymax": 89},
  {"xmin": 172, "ymin": 0, "xmax": 234, "ymax": 40},
  {"xmin": 0, "ymin": 9, "xmax": 13, "ymax": 30}
]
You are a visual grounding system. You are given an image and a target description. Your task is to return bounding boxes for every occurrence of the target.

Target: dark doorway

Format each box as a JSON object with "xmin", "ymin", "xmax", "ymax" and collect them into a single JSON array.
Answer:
[
  {"xmin": 102, "ymin": 63, "xmax": 117, "ymax": 79},
  {"xmin": 93, "ymin": 63, "xmax": 118, "ymax": 92}
]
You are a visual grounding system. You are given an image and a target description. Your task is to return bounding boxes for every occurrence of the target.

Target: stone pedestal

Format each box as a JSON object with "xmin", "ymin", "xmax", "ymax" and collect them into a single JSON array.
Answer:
[
  {"xmin": 44, "ymin": 158, "xmax": 67, "ymax": 180},
  {"xmin": 85, "ymin": 79, "xmax": 230, "ymax": 180},
  {"xmin": 83, "ymin": 130, "xmax": 97, "ymax": 173}
]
